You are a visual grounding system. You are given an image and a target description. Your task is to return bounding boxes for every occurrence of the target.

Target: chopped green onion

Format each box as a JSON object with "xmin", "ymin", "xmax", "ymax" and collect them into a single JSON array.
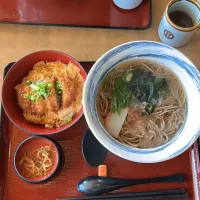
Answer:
[
  {"xmin": 26, "ymin": 81, "xmax": 53, "ymax": 103},
  {"xmin": 145, "ymin": 104, "xmax": 156, "ymax": 114},
  {"xmin": 30, "ymin": 84, "xmax": 39, "ymax": 91},
  {"xmin": 66, "ymin": 117, "xmax": 72, "ymax": 123},
  {"xmin": 55, "ymin": 81, "xmax": 62, "ymax": 91},
  {"xmin": 30, "ymin": 96, "xmax": 36, "ymax": 102},
  {"xmin": 58, "ymin": 90, "xmax": 62, "ymax": 94},
  {"xmin": 26, "ymin": 94, "xmax": 32, "ymax": 99},
  {"xmin": 47, "ymin": 83, "xmax": 52, "ymax": 88},
  {"xmin": 26, "ymin": 80, "xmax": 32, "ymax": 84},
  {"xmin": 36, "ymin": 82, "xmax": 46, "ymax": 87},
  {"xmin": 126, "ymin": 73, "xmax": 133, "ymax": 82}
]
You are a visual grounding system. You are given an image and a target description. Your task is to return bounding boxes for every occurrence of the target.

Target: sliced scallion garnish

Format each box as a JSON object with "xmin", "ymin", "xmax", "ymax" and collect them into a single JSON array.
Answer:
[
  {"xmin": 25, "ymin": 81, "xmax": 52, "ymax": 103},
  {"xmin": 26, "ymin": 80, "xmax": 32, "ymax": 84},
  {"xmin": 55, "ymin": 81, "xmax": 62, "ymax": 94},
  {"xmin": 30, "ymin": 96, "xmax": 36, "ymax": 102},
  {"xmin": 30, "ymin": 84, "xmax": 39, "ymax": 91},
  {"xmin": 66, "ymin": 117, "xmax": 72, "ymax": 123},
  {"xmin": 47, "ymin": 83, "xmax": 52, "ymax": 88}
]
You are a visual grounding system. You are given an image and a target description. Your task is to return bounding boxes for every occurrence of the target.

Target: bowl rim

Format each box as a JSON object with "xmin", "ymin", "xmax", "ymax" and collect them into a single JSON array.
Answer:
[
  {"xmin": 13, "ymin": 135, "xmax": 61, "ymax": 184},
  {"xmin": 2, "ymin": 50, "xmax": 87, "ymax": 135},
  {"xmin": 83, "ymin": 40, "xmax": 200, "ymax": 163}
]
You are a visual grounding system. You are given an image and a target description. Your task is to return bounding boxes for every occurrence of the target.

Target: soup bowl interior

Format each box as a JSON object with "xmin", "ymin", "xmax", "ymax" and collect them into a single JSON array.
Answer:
[
  {"xmin": 83, "ymin": 41, "xmax": 200, "ymax": 163},
  {"xmin": 2, "ymin": 50, "xmax": 87, "ymax": 135}
]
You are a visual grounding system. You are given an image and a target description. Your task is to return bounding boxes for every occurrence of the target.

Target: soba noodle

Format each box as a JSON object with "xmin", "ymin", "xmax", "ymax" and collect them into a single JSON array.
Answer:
[{"xmin": 97, "ymin": 59, "xmax": 186, "ymax": 149}]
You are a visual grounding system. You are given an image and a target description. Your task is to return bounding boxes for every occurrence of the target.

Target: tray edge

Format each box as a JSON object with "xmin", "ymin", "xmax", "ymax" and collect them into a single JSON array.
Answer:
[{"xmin": 1, "ymin": 60, "xmax": 200, "ymax": 200}]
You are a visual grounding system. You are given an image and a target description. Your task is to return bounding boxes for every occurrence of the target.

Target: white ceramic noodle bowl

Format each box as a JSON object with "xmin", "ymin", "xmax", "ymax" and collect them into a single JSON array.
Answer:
[{"xmin": 83, "ymin": 41, "xmax": 200, "ymax": 163}]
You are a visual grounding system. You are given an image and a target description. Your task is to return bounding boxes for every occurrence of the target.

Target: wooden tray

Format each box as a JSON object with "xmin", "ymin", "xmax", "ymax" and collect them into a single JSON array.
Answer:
[
  {"xmin": 0, "ymin": 0, "xmax": 151, "ymax": 29},
  {"xmin": 0, "ymin": 62, "xmax": 200, "ymax": 200}
]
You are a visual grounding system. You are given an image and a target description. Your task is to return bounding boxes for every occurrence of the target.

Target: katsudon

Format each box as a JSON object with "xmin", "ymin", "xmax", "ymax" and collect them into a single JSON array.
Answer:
[{"xmin": 15, "ymin": 61, "xmax": 85, "ymax": 128}]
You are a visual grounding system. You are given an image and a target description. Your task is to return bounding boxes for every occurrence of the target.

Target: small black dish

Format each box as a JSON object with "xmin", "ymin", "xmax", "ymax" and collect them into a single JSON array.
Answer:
[{"xmin": 14, "ymin": 135, "xmax": 61, "ymax": 184}]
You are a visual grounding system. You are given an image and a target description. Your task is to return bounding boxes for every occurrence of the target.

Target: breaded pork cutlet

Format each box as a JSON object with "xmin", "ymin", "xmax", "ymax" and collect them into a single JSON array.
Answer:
[
  {"xmin": 15, "ymin": 61, "xmax": 84, "ymax": 128},
  {"xmin": 15, "ymin": 82, "xmax": 45, "ymax": 115},
  {"xmin": 45, "ymin": 78, "xmax": 59, "ymax": 112},
  {"xmin": 56, "ymin": 76, "xmax": 75, "ymax": 109}
]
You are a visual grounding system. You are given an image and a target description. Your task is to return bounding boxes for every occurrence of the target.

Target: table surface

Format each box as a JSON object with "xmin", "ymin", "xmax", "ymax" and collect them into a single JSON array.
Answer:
[{"xmin": 0, "ymin": 0, "xmax": 199, "ymax": 104}]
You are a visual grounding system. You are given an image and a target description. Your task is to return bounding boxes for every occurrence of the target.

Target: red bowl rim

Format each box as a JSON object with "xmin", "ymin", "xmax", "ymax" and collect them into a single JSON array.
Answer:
[{"xmin": 2, "ymin": 50, "xmax": 87, "ymax": 135}]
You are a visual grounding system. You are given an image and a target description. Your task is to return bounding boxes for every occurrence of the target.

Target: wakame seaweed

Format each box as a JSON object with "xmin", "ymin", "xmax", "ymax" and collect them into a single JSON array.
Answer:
[{"xmin": 112, "ymin": 70, "xmax": 169, "ymax": 114}]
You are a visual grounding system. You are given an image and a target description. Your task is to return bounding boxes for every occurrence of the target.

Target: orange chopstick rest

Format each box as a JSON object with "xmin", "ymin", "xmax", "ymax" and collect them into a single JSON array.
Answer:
[{"xmin": 98, "ymin": 165, "xmax": 107, "ymax": 177}]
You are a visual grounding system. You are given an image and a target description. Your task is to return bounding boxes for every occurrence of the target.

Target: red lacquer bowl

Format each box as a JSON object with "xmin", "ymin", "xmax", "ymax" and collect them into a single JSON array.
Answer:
[
  {"xmin": 14, "ymin": 136, "xmax": 61, "ymax": 183},
  {"xmin": 2, "ymin": 50, "xmax": 87, "ymax": 135}
]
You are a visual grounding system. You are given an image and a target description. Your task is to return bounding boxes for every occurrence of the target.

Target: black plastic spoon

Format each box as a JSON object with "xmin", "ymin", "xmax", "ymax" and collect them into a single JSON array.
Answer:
[
  {"xmin": 82, "ymin": 129, "xmax": 107, "ymax": 167},
  {"xmin": 77, "ymin": 174, "xmax": 185, "ymax": 196}
]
